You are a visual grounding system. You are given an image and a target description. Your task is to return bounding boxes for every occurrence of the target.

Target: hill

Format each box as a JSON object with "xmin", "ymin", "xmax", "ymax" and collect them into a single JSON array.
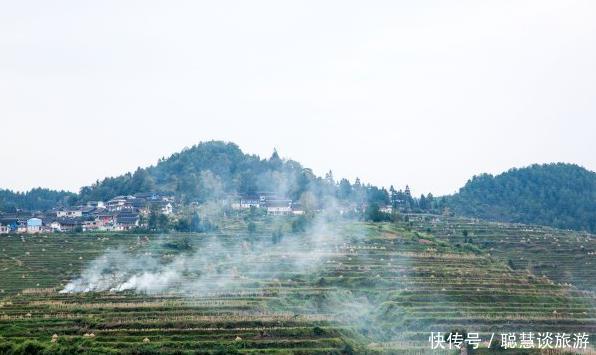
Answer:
[
  {"xmin": 77, "ymin": 140, "xmax": 389, "ymax": 208},
  {"xmin": 446, "ymin": 163, "xmax": 596, "ymax": 233}
]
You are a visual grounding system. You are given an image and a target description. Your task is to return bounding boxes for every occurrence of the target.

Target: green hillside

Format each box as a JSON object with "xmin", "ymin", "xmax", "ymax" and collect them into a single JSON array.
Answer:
[
  {"xmin": 447, "ymin": 163, "xmax": 596, "ymax": 233},
  {"xmin": 77, "ymin": 140, "xmax": 389, "ymax": 207},
  {"xmin": 0, "ymin": 189, "xmax": 75, "ymax": 212}
]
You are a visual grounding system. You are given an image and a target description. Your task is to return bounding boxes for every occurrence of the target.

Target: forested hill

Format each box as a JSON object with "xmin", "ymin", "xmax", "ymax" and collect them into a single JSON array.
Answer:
[
  {"xmin": 0, "ymin": 188, "xmax": 76, "ymax": 212},
  {"xmin": 446, "ymin": 163, "xmax": 596, "ymax": 233},
  {"xmin": 0, "ymin": 141, "xmax": 395, "ymax": 212},
  {"xmin": 77, "ymin": 141, "xmax": 389, "ymax": 207}
]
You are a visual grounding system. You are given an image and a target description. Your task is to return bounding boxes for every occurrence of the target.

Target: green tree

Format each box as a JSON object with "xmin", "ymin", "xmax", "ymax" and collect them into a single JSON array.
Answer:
[
  {"xmin": 157, "ymin": 214, "xmax": 169, "ymax": 231},
  {"xmin": 148, "ymin": 208, "xmax": 158, "ymax": 230}
]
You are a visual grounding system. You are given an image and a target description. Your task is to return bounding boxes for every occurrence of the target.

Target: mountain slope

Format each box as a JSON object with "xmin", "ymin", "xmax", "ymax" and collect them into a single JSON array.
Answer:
[
  {"xmin": 77, "ymin": 140, "xmax": 389, "ymax": 208},
  {"xmin": 78, "ymin": 141, "xmax": 308, "ymax": 202},
  {"xmin": 446, "ymin": 163, "xmax": 596, "ymax": 232}
]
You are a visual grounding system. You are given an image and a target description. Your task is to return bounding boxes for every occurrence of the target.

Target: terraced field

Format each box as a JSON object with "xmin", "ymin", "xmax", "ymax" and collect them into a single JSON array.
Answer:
[{"xmin": 0, "ymin": 216, "xmax": 594, "ymax": 354}]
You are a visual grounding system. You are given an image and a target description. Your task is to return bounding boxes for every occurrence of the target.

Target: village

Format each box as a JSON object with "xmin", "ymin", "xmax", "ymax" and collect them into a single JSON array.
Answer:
[{"xmin": 0, "ymin": 192, "xmax": 308, "ymax": 234}]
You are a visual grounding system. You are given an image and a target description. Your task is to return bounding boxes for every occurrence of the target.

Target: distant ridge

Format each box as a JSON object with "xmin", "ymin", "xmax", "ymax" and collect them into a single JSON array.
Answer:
[{"xmin": 446, "ymin": 163, "xmax": 596, "ymax": 233}]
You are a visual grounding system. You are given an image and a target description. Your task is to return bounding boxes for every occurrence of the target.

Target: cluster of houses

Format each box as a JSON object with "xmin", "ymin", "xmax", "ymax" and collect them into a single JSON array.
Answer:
[
  {"xmin": 0, "ymin": 191, "xmax": 309, "ymax": 234},
  {"xmin": 0, "ymin": 193, "xmax": 173, "ymax": 234},
  {"xmin": 0, "ymin": 192, "xmax": 305, "ymax": 234},
  {"xmin": 230, "ymin": 192, "xmax": 304, "ymax": 216}
]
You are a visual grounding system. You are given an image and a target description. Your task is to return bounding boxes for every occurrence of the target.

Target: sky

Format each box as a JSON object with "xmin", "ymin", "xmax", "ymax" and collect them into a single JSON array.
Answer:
[{"xmin": 1, "ymin": 1, "xmax": 595, "ymax": 196}]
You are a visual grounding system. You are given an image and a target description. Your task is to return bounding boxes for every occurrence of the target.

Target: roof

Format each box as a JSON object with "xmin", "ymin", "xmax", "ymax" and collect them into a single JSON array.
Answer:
[
  {"xmin": 117, "ymin": 216, "xmax": 139, "ymax": 225},
  {"xmin": 134, "ymin": 192, "xmax": 164, "ymax": 200},
  {"xmin": 267, "ymin": 200, "xmax": 292, "ymax": 208},
  {"xmin": 131, "ymin": 199, "xmax": 148, "ymax": 207},
  {"xmin": 56, "ymin": 218, "xmax": 82, "ymax": 226},
  {"xmin": 0, "ymin": 218, "xmax": 18, "ymax": 224}
]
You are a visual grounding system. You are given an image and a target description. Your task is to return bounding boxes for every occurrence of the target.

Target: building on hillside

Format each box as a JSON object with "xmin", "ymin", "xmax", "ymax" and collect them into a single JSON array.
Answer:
[
  {"xmin": 81, "ymin": 207, "xmax": 98, "ymax": 217},
  {"xmin": 106, "ymin": 196, "xmax": 134, "ymax": 211},
  {"xmin": 0, "ymin": 218, "xmax": 18, "ymax": 232},
  {"xmin": 56, "ymin": 208, "xmax": 83, "ymax": 218},
  {"xmin": 134, "ymin": 192, "xmax": 172, "ymax": 202},
  {"xmin": 57, "ymin": 218, "xmax": 82, "ymax": 232},
  {"xmin": 0, "ymin": 224, "xmax": 10, "ymax": 234},
  {"xmin": 380, "ymin": 205, "xmax": 393, "ymax": 214},
  {"xmin": 26, "ymin": 218, "xmax": 42, "ymax": 233},
  {"xmin": 94, "ymin": 212, "xmax": 116, "ymax": 227},
  {"xmin": 266, "ymin": 200, "xmax": 292, "ymax": 216},
  {"xmin": 291, "ymin": 202, "xmax": 305, "ymax": 215},
  {"xmin": 162, "ymin": 202, "xmax": 173, "ymax": 215},
  {"xmin": 231, "ymin": 195, "xmax": 261, "ymax": 210},
  {"xmin": 82, "ymin": 218, "xmax": 103, "ymax": 232},
  {"xmin": 49, "ymin": 221, "xmax": 62, "ymax": 232},
  {"xmin": 86, "ymin": 201, "xmax": 105, "ymax": 209},
  {"xmin": 257, "ymin": 192, "xmax": 278, "ymax": 203},
  {"xmin": 131, "ymin": 198, "xmax": 148, "ymax": 211},
  {"xmin": 146, "ymin": 200, "xmax": 173, "ymax": 215},
  {"xmin": 115, "ymin": 212, "xmax": 140, "ymax": 231}
]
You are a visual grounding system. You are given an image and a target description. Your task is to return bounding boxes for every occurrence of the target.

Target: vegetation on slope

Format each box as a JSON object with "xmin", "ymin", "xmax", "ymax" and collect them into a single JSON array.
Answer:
[
  {"xmin": 0, "ymin": 188, "xmax": 75, "ymax": 212},
  {"xmin": 0, "ymin": 141, "xmax": 400, "ymax": 213},
  {"xmin": 76, "ymin": 141, "xmax": 392, "ymax": 208},
  {"xmin": 446, "ymin": 163, "xmax": 596, "ymax": 233}
]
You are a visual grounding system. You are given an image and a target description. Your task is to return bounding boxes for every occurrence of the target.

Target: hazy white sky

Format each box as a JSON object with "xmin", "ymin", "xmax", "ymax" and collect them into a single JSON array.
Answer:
[{"xmin": 1, "ymin": 1, "xmax": 595, "ymax": 196}]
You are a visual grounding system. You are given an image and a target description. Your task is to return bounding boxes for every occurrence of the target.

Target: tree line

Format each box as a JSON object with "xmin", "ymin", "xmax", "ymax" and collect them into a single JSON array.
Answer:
[{"xmin": 445, "ymin": 163, "xmax": 596, "ymax": 233}]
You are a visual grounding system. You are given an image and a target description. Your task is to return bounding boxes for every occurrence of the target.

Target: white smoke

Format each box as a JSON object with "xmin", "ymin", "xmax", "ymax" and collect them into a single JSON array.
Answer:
[{"xmin": 61, "ymin": 216, "xmax": 346, "ymax": 295}]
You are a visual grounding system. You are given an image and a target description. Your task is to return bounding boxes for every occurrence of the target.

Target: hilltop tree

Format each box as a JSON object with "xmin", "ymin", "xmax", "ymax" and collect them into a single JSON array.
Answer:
[
  {"xmin": 426, "ymin": 193, "xmax": 434, "ymax": 209},
  {"xmin": 389, "ymin": 185, "xmax": 398, "ymax": 208},
  {"xmin": 419, "ymin": 194, "xmax": 428, "ymax": 210},
  {"xmin": 269, "ymin": 149, "xmax": 282, "ymax": 169},
  {"xmin": 338, "ymin": 178, "xmax": 352, "ymax": 200},
  {"xmin": 404, "ymin": 185, "xmax": 413, "ymax": 207},
  {"xmin": 324, "ymin": 170, "xmax": 335, "ymax": 185}
]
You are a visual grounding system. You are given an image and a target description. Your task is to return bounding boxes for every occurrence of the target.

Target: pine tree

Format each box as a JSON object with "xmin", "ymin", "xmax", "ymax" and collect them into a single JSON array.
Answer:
[{"xmin": 390, "ymin": 185, "xmax": 398, "ymax": 208}]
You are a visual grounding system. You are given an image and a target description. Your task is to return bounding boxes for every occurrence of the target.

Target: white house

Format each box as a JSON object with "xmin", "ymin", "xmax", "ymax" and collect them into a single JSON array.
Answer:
[
  {"xmin": 266, "ymin": 200, "xmax": 292, "ymax": 216},
  {"xmin": 231, "ymin": 197, "xmax": 261, "ymax": 210},
  {"xmin": 106, "ymin": 196, "xmax": 132, "ymax": 211},
  {"xmin": 162, "ymin": 202, "xmax": 173, "ymax": 215},
  {"xmin": 26, "ymin": 218, "xmax": 42, "ymax": 233},
  {"xmin": 86, "ymin": 201, "xmax": 106, "ymax": 209},
  {"xmin": 49, "ymin": 221, "xmax": 62, "ymax": 232},
  {"xmin": 56, "ymin": 209, "xmax": 83, "ymax": 218},
  {"xmin": 0, "ymin": 225, "xmax": 10, "ymax": 234},
  {"xmin": 379, "ymin": 205, "xmax": 393, "ymax": 214}
]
